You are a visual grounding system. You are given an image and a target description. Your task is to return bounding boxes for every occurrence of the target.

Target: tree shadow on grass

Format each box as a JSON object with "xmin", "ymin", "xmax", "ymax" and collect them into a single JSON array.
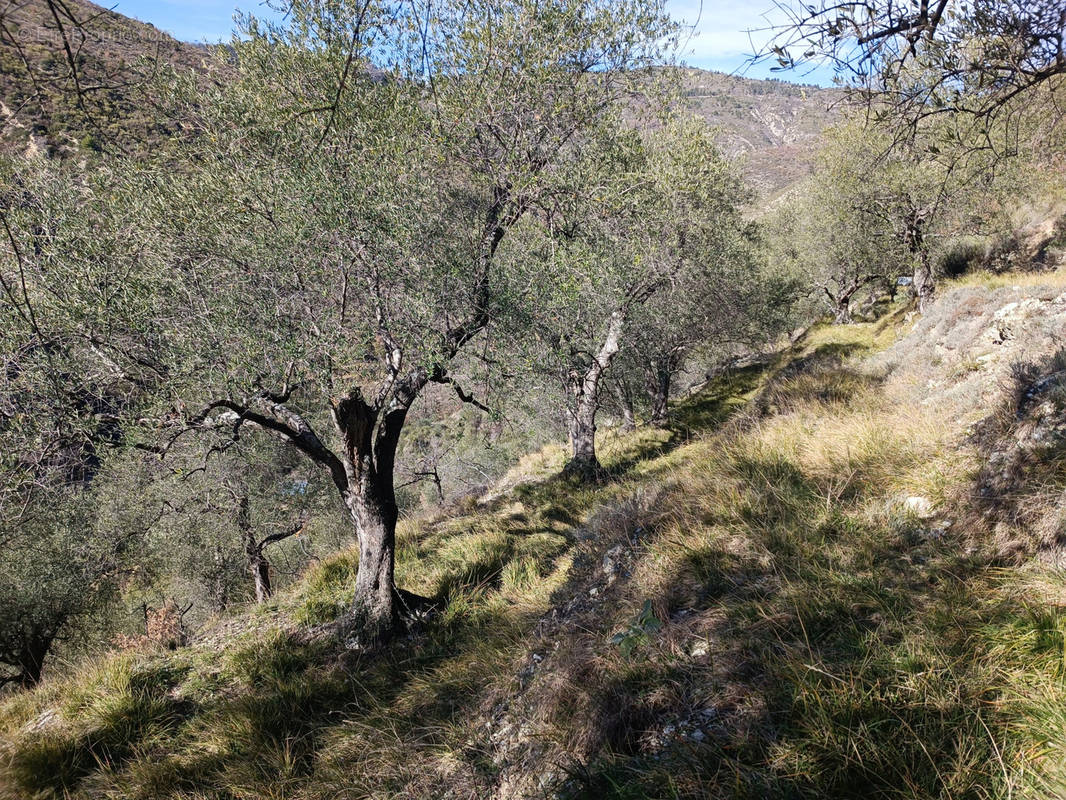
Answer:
[{"xmin": 557, "ymin": 443, "xmax": 1021, "ymax": 800}]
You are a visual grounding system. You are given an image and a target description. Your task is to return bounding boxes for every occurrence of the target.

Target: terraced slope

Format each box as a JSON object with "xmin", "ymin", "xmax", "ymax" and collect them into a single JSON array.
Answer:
[{"xmin": 5, "ymin": 270, "xmax": 1066, "ymax": 799}]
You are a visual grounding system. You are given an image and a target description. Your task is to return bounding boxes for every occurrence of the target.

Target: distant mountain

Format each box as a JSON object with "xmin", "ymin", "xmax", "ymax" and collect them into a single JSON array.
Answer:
[
  {"xmin": 0, "ymin": 0, "xmax": 214, "ymax": 156},
  {"xmin": 681, "ymin": 68, "xmax": 842, "ymax": 205},
  {"xmin": 0, "ymin": 4, "xmax": 841, "ymax": 183}
]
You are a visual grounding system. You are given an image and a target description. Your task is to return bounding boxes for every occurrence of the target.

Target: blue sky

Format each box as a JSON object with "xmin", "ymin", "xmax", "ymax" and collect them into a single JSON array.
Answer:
[{"xmin": 112, "ymin": 0, "xmax": 836, "ymax": 86}]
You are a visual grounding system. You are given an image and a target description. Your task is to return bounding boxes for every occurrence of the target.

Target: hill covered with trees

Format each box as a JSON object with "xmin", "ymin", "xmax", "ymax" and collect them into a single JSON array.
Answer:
[{"xmin": 0, "ymin": 0, "xmax": 1065, "ymax": 797}]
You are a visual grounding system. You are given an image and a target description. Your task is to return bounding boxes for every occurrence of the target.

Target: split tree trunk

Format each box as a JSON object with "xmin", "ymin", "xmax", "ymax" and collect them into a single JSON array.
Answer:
[
  {"xmin": 198, "ymin": 352, "xmax": 468, "ymax": 644},
  {"xmin": 564, "ymin": 310, "xmax": 626, "ymax": 480},
  {"xmin": 834, "ymin": 295, "xmax": 854, "ymax": 324},
  {"xmin": 333, "ymin": 391, "xmax": 412, "ymax": 645},
  {"xmin": 826, "ymin": 284, "xmax": 857, "ymax": 324}
]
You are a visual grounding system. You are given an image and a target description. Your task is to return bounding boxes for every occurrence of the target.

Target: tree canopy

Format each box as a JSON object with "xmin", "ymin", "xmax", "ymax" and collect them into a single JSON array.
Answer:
[{"xmin": 763, "ymin": 0, "xmax": 1066, "ymax": 143}]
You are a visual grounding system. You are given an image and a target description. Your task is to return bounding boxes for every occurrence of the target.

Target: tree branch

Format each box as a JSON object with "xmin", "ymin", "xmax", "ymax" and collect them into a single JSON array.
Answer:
[
  {"xmin": 259, "ymin": 518, "xmax": 308, "ymax": 550},
  {"xmin": 430, "ymin": 371, "xmax": 493, "ymax": 414},
  {"xmin": 187, "ymin": 395, "xmax": 349, "ymax": 493}
]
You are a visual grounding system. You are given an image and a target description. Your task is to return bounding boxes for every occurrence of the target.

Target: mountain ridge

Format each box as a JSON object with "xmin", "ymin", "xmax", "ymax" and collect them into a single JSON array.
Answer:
[{"xmin": 0, "ymin": 2, "xmax": 839, "ymax": 199}]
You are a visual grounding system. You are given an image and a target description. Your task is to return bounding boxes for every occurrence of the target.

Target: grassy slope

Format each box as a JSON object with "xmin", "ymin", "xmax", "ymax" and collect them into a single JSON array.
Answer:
[{"xmin": 4, "ymin": 285, "xmax": 1066, "ymax": 799}]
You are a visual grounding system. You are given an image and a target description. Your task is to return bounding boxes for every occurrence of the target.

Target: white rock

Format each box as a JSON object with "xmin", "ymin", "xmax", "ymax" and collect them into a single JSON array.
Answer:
[
  {"xmin": 22, "ymin": 709, "xmax": 58, "ymax": 735},
  {"xmin": 993, "ymin": 302, "xmax": 1019, "ymax": 319},
  {"xmin": 602, "ymin": 544, "xmax": 625, "ymax": 575},
  {"xmin": 903, "ymin": 496, "xmax": 935, "ymax": 519}
]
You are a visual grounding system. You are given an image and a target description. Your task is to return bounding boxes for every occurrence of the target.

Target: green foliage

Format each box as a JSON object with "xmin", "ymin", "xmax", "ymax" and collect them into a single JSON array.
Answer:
[
  {"xmin": 610, "ymin": 600, "xmax": 663, "ymax": 657},
  {"xmin": 766, "ymin": 110, "xmax": 1018, "ymax": 321},
  {"xmin": 6, "ymin": 317, "xmax": 1066, "ymax": 798},
  {"xmin": 0, "ymin": 466, "xmax": 152, "ymax": 687}
]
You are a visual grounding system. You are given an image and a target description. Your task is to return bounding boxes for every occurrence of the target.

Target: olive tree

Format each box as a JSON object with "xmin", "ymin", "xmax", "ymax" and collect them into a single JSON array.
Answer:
[
  {"xmin": 761, "ymin": 1, "xmax": 1060, "ymax": 312},
  {"xmin": 506, "ymin": 114, "xmax": 753, "ymax": 473},
  {"xmin": 773, "ymin": 117, "xmax": 1001, "ymax": 315},
  {"xmin": 763, "ymin": 0, "xmax": 1066, "ymax": 138},
  {"xmin": 139, "ymin": 0, "xmax": 674, "ymax": 642},
  {"xmin": 146, "ymin": 436, "xmax": 327, "ymax": 615},
  {"xmin": 769, "ymin": 124, "xmax": 902, "ymax": 322},
  {"xmin": 0, "ymin": 156, "xmax": 168, "ymax": 684},
  {"xmin": 0, "ymin": 493, "xmax": 133, "ymax": 687},
  {"xmin": 619, "ymin": 239, "xmax": 794, "ymax": 424}
]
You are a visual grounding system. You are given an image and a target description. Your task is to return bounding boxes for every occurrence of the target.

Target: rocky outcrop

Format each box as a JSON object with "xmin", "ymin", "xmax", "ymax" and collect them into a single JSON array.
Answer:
[
  {"xmin": 872, "ymin": 278, "xmax": 1066, "ymax": 561},
  {"xmin": 874, "ymin": 285, "xmax": 1066, "ymax": 427}
]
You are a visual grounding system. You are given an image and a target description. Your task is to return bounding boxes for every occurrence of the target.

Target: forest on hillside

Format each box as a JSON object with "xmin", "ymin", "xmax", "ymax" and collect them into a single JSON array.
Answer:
[{"xmin": 1, "ymin": 1, "xmax": 1065, "ymax": 798}]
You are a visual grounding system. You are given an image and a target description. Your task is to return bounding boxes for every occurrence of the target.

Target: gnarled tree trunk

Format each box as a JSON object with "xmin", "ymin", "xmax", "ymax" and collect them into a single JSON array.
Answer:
[
  {"xmin": 249, "ymin": 553, "xmax": 271, "ymax": 604},
  {"xmin": 826, "ymin": 272, "xmax": 884, "ymax": 325},
  {"xmin": 833, "ymin": 294, "xmax": 854, "ymax": 324},
  {"xmin": 905, "ymin": 207, "xmax": 934, "ymax": 313},
  {"xmin": 912, "ymin": 251, "xmax": 934, "ymax": 313},
  {"xmin": 1, "ymin": 625, "xmax": 58, "ymax": 688},
  {"xmin": 18, "ymin": 631, "xmax": 53, "ymax": 688},
  {"xmin": 333, "ymin": 389, "xmax": 417, "ymax": 644},
  {"xmin": 564, "ymin": 310, "xmax": 625, "ymax": 480},
  {"xmin": 565, "ymin": 393, "xmax": 601, "ymax": 478},
  {"xmin": 236, "ymin": 495, "xmax": 306, "ymax": 604}
]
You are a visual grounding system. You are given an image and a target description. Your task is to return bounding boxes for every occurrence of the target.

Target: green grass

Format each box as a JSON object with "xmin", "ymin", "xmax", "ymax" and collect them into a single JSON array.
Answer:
[
  {"xmin": 544, "ymin": 373, "xmax": 1051, "ymax": 800},
  {"xmin": 943, "ymin": 264, "xmax": 1066, "ymax": 291},
  {"xmin": 4, "ymin": 315, "xmax": 1066, "ymax": 799}
]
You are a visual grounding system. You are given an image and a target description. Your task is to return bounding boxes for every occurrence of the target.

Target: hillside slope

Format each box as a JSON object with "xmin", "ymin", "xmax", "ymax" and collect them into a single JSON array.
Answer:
[
  {"xmin": 0, "ymin": 0, "xmax": 212, "ymax": 155},
  {"xmin": 681, "ymin": 69, "xmax": 840, "ymax": 203},
  {"xmin": 0, "ymin": 3, "xmax": 839, "ymax": 193},
  {"xmin": 5, "ymin": 273, "xmax": 1066, "ymax": 799}
]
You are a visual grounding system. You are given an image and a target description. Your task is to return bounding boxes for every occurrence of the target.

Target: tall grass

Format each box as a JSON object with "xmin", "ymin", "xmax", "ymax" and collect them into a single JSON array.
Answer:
[{"xmin": 3, "ymin": 319, "xmax": 1066, "ymax": 799}]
